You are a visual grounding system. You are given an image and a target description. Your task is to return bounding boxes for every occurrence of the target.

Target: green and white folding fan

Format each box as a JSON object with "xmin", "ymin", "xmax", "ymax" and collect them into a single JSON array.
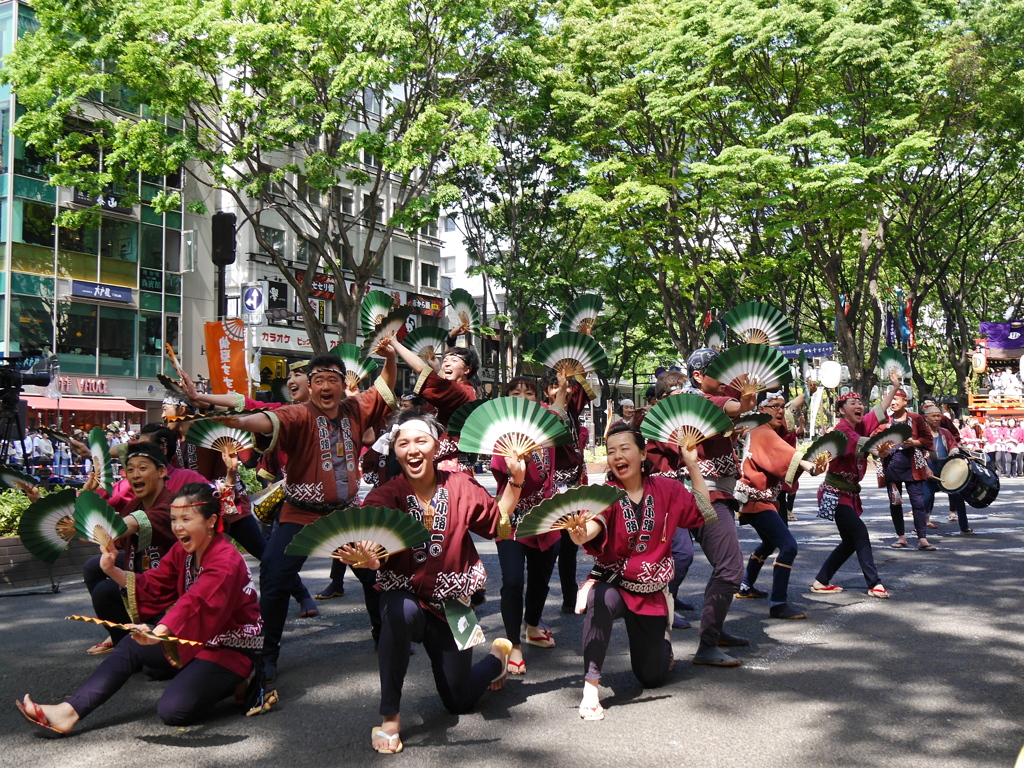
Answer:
[
  {"xmin": 558, "ymin": 294, "xmax": 603, "ymax": 336},
  {"xmin": 535, "ymin": 332, "xmax": 609, "ymax": 378},
  {"xmin": 721, "ymin": 302, "xmax": 797, "ymax": 346},
  {"xmin": 797, "ymin": 349, "xmax": 811, "ymax": 382},
  {"xmin": 88, "ymin": 427, "xmax": 114, "ymax": 494},
  {"xmin": 0, "ymin": 464, "xmax": 38, "ymax": 491},
  {"xmin": 877, "ymin": 347, "xmax": 909, "ymax": 380},
  {"xmin": 446, "ymin": 399, "xmax": 488, "ymax": 438},
  {"xmin": 515, "ymin": 485, "xmax": 626, "ymax": 539},
  {"xmin": 362, "ymin": 307, "xmax": 414, "ymax": 357},
  {"xmin": 704, "ymin": 344, "xmax": 793, "ymax": 396},
  {"xmin": 640, "ymin": 393, "xmax": 734, "ymax": 450},
  {"xmin": 17, "ymin": 489, "xmax": 77, "ymax": 564},
  {"xmin": 404, "ymin": 326, "xmax": 449, "ymax": 363},
  {"xmin": 457, "ymin": 398, "xmax": 572, "ymax": 461},
  {"xmin": 861, "ymin": 424, "xmax": 913, "ymax": 456},
  {"xmin": 730, "ymin": 412, "xmax": 772, "ymax": 435},
  {"xmin": 803, "ymin": 430, "xmax": 847, "ymax": 468},
  {"xmin": 284, "ymin": 505, "xmax": 430, "ymax": 568},
  {"xmin": 361, "ymin": 290, "xmax": 396, "ymax": 337},
  {"xmin": 74, "ymin": 490, "xmax": 128, "ymax": 547},
  {"xmin": 186, "ymin": 420, "xmax": 254, "ymax": 454},
  {"xmin": 332, "ymin": 342, "xmax": 379, "ymax": 387},
  {"xmin": 706, "ymin": 320, "xmax": 725, "ymax": 351},
  {"xmin": 447, "ymin": 288, "xmax": 480, "ymax": 335}
]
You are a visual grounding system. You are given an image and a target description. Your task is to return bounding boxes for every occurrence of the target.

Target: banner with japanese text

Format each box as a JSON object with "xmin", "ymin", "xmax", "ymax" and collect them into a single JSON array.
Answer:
[{"xmin": 204, "ymin": 319, "xmax": 248, "ymax": 394}]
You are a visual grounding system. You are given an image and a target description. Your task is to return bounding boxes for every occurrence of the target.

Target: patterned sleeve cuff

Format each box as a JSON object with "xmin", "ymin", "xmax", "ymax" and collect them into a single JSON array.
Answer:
[
  {"xmin": 413, "ymin": 367, "xmax": 432, "ymax": 395},
  {"xmin": 262, "ymin": 410, "xmax": 282, "ymax": 454},
  {"xmin": 130, "ymin": 511, "xmax": 152, "ymax": 550},
  {"xmin": 374, "ymin": 376, "xmax": 398, "ymax": 410},
  {"xmin": 872, "ymin": 404, "xmax": 886, "ymax": 421},
  {"xmin": 549, "ymin": 404, "xmax": 569, "ymax": 422},
  {"xmin": 696, "ymin": 494, "xmax": 718, "ymax": 525},
  {"xmin": 576, "ymin": 375, "xmax": 596, "ymax": 401},
  {"xmin": 856, "ymin": 435, "xmax": 872, "ymax": 454},
  {"xmin": 785, "ymin": 451, "xmax": 804, "ymax": 486},
  {"xmin": 234, "ymin": 393, "xmax": 246, "ymax": 412},
  {"xmin": 122, "ymin": 571, "xmax": 140, "ymax": 623}
]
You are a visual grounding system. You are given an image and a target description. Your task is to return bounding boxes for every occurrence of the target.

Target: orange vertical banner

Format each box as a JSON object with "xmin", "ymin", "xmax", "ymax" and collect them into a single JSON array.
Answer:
[{"xmin": 203, "ymin": 319, "xmax": 248, "ymax": 394}]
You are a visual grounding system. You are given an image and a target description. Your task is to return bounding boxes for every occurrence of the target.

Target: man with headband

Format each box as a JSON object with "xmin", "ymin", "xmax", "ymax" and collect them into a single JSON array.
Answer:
[
  {"xmin": 879, "ymin": 388, "xmax": 937, "ymax": 551},
  {"xmin": 215, "ymin": 346, "xmax": 398, "ymax": 682},
  {"xmin": 80, "ymin": 442, "xmax": 178, "ymax": 654}
]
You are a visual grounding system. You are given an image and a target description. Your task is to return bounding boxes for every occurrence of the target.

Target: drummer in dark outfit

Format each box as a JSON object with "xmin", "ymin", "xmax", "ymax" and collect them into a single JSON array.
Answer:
[{"xmin": 921, "ymin": 404, "xmax": 974, "ymax": 535}]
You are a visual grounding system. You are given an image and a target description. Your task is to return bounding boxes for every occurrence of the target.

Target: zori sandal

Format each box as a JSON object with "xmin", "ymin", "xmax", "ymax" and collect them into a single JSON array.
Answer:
[{"xmin": 371, "ymin": 727, "xmax": 403, "ymax": 754}]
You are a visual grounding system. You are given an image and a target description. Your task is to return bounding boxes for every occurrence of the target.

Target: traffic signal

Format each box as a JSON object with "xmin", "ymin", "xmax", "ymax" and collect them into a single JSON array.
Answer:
[{"xmin": 211, "ymin": 212, "xmax": 237, "ymax": 266}]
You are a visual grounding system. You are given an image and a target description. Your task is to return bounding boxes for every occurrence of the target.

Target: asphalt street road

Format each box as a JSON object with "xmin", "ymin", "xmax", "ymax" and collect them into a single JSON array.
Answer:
[{"xmin": 2, "ymin": 473, "xmax": 1023, "ymax": 768}]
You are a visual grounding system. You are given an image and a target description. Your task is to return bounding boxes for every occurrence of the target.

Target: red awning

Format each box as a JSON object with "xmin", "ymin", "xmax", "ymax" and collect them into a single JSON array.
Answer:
[{"xmin": 21, "ymin": 396, "xmax": 146, "ymax": 413}]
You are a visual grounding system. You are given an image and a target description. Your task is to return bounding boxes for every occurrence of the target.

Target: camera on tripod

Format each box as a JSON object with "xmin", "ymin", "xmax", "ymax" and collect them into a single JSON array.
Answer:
[{"xmin": 0, "ymin": 358, "xmax": 51, "ymax": 389}]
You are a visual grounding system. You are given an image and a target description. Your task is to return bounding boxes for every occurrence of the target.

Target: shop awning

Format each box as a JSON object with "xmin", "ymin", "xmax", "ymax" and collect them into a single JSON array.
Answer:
[{"xmin": 21, "ymin": 396, "xmax": 146, "ymax": 413}]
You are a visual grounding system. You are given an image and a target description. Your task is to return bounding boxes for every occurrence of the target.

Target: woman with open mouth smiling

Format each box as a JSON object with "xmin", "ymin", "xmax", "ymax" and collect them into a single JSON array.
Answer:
[
  {"xmin": 16, "ymin": 483, "xmax": 266, "ymax": 736},
  {"xmin": 340, "ymin": 409, "xmax": 523, "ymax": 755},
  {"xmin": 566, "ymin": 423, "xmax": 716, "ymax": 721},
  {"xmin": 811, "ymin": 370, "xmax": 902, "ymax": 598}
]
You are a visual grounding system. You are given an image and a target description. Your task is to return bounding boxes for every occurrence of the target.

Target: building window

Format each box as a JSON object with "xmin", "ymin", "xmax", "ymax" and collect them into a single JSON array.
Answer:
[
  {"xmin": 56, "ymin": 302, "xmax": 97, "ymax": 375},
  {"xmin": 444, "ymin": 215, "xmax": 458, "ymax": 232},
  {"xmin": 420, "ymin": 262, "xmax": 439, "ymax": 289},
  {"xmin": 442, "ymin": 256, "xmax": 456, "ymax": 275},
  {"xmin": 138, "ymin": 311, "xmax": 162, "ymax": 378},
  {"xmin": 139, "ymin": 223, "xmax": 163, "ymax": 270},
  {"xmin": 258, "ymin": 225, "xmax": 285, "ymax": 257},
  {"xmin": 338, "ymin": 187, "xmax": 354, "ymax": 215},
  {"xmin": 363, "ymin": 193, "xmax": 384, "ymax": 223},
  {"xmin": 99, "ymin": 218, "xmax": 138, "ymax": 289},
  {"xmin": 99, "ymin": 305, "xmax": 136, "ymax": 376},
  {"xmin": 297, "ymin": 175, "xmax": 320, "ymax": 207},
  {"xmin": 393, "ymin": 256, "xmax": 412, "ymax": 283},
  {"xmin": 420, "ymin": 219, "xmax": 439, "ymax": 239}
]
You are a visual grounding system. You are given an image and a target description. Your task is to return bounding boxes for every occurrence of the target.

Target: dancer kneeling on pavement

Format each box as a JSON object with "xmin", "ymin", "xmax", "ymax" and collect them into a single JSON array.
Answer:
[
  {"xmin": 344, "ymin": 409, "xmax": 522, "ymax": 754},
  {"xmin": 735, "ymin": 391, "xmax": 826, "ymax": 619},
  {"xmin": 812, "ymin": 372, "xmax": 901, "ymax": 598},
  {"xmin": 16, "ymin": 483, "xmax": 267, "ymax": 736},
  {"xmin": 568, "ymin": 424, "xmax": 715, "ymax": 721}
]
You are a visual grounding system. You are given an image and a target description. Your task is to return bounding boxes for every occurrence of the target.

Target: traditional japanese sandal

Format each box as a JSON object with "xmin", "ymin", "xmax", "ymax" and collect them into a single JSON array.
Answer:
[
  {"xmin": 15, "ymin": 698, "xmax": 68, "ymax": 738},
  {"xmin": 917, "ymin": 544, "xmax": 937, "ymax": 551},
  {"xmin": 489, "ymin": 639, "xmax": 513, "ymax": 690},
  {"xmin": 810, "ymin": 583, "xmax": 844, "ymax": 594},
  {"xmin": 86, "ymin": 640, "xmax": 114, "ymax": 655},
  {"xmin": 524, "ymin": 631, "xmax": 556, "ymax": 648},
  {"xmin": 371, "ymin": 727, "xmax": 404, "ymax": 754},
  {"xmin": 578, "ymin": 700, "xmax": 605, "ymax": 721},
  {"xmin": 507, "ymin": 658, "xmax": 527, "ymax": 675},
  {"xmin": 890, "ymin": 542, "xmax": 909, "ymax": 549},
  {"xmin": 868, "ymin": 586, "xmax": 890, "ymax": 599}
]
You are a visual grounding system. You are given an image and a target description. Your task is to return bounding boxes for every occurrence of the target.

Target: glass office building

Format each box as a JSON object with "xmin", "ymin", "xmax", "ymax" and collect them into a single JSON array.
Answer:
[{"xmin": 0, "ymin": 2, "xmax": 206, "ymax": 429}]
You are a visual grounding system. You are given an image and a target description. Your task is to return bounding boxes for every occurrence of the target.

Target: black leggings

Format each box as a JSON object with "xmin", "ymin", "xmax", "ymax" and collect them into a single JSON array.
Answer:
[
  {"xmin": 377, "ymin": 590, "xmax": 501, "ymax": 717},
  {"xmin": 66, "ymin": 640, "xmax": 244, "ymax": 725},
  {"xmin": 582, "ymin": 582, "xmax": 671, "ymax": 688},
  {"xmin": 816, "ymin": 504, "xmax": 881, "ymax": 589},
  {"xmin": 887, "ymin": 479, "xmax": 928, "ymax": 539},
  {"xmin": 496, "ymin": 539, "xmax": 557, "ymax": 644}
]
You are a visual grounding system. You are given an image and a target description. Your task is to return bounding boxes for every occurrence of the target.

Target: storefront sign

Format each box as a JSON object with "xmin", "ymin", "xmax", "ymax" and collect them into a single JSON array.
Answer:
[
  {"xmin": 57, "ymin": 377, "xmax": 109, "ymax": 394},
  {"xmin": 776, "ymin": 343, "xmax": 836, "ymax": 360},
  {"xmin": 72, "ymin": 281, "xmax": 133, "ymax": 303},
  {"xmin": 407, "ymin": 292, "xmax": 444, "ymax": 317},
  {"xmin": 204, "ymin": 319, "xmax": 248, "ymax": 394},
  {"xmin": 251, "ymin": 327, "xmax": 340, "ymax": 353}
]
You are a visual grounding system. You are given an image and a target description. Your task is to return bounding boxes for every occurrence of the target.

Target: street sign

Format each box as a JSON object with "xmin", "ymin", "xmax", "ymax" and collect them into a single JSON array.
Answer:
[{"xmin": 242, "ymin": 281, "xmax": 268, "ymax": 325}]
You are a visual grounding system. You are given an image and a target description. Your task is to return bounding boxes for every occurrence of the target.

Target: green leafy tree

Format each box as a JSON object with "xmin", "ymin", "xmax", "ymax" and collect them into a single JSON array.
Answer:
[{"xmin": 3, "ymin": 0, "xmax": 541, "ymax": 350}]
